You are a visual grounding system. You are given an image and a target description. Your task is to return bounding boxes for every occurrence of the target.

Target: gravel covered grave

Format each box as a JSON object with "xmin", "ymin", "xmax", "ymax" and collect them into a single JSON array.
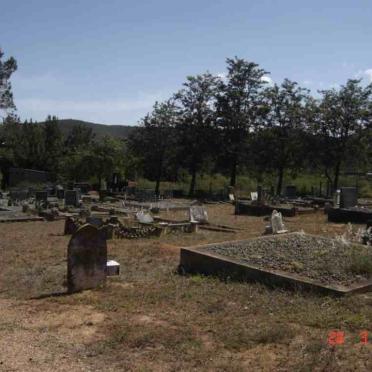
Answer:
[{"xmin": 204, "ymin": 233, "xmax": 372, "ymax": 286}]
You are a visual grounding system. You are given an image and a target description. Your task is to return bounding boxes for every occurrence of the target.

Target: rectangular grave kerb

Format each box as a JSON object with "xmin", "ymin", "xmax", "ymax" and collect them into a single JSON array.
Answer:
[{"xmin": 179, "ymin": 233, "xmax": 372, "ymax": 296}]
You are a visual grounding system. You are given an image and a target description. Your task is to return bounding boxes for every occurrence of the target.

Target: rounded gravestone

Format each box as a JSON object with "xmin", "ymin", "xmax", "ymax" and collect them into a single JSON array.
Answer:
[{"xmin": 67, "ymin": 224, "xmax": 107, "ymax": 293}]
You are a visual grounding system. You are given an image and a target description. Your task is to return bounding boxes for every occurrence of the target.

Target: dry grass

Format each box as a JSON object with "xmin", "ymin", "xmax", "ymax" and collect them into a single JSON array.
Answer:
[{"xmin": 0, "ymin": 204, "xmax": 371, "ymax": 371}]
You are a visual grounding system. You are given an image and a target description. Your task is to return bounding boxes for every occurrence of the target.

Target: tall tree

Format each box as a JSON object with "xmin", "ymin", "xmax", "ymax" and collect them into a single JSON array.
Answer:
[
  {"xmin": 0, "ymin": 48, "xmax": 17, "ymax": 116},
  {"xmin": 65, "ymin": 124, "xmax": 95, "ymax": 151},
  {"xmin": 312, "ymin": 79, "xmax": 372, "ymax": 192},
  {"xmin": 174, "ymin": 73, "xmax": 220, "ymax": 196},
  {"xmin": 19, "ymin": 119, "xmax": 45, "ymax": 169},
  {"xmin": 88, "ymin": 136, "xmax": 125, "ymax": 189},
  {"xmin": 257, "ymin": 79, "xmax": 311, "ymax": 194},
  {"xmin": 128, "ymin": 100, "xmax": 178, "ymax": 195},
  {"xmin": 43, "ymin": 115, "xmax": 63, "ymax": 173},
  {"xmin": 217, "ymin": 57, "xmax": 268, "ymax": 186}
]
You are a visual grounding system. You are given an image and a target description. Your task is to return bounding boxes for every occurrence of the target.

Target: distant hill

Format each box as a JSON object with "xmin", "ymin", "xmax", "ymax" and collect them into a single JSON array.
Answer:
[{"xmin": 55, "ymin": 119, "xmax": 137, "ymax": 139}]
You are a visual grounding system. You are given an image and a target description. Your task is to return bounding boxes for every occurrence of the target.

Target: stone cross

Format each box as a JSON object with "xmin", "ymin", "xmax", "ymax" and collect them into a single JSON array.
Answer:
[{"xmin": 67, "ymin": 224, "xmax": 107, "ymax": 293}]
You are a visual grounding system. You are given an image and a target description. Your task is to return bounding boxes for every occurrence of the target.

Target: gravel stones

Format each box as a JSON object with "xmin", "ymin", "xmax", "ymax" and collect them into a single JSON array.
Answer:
[{"xmin": 204, "ymin": 233, "xmax": 372, "ymax": 286}]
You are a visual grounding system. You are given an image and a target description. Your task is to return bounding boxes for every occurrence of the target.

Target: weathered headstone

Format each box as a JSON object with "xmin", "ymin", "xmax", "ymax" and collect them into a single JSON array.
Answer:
[
  {"xmin": 334, "ymin": 189, "xmax": 341, "ymax": 208},
  {"xmin": 35, "ymin": 191, "xmax": 48, "ymax": 208},
  {"xmin": 270, "ymin": 210, "xmax": 287, "ymax": 234},
  {"xmin": 67, "ymin": 224, "xmax": 107, "ymax": 293},
  {"xmin": 100, "ymin": 223, "xmax": 115, "ymax": 240},
  {"xmin": 285, "ymin": 185, "xmax": 297, "ymax": 199},
  {"xmin": 135, "ymin": 211, "xmax": 154, "ymax": 224},
  {"xmin": 250, "ymin": 192, "xmax": 258, "ymax": 201},
  {"xmin": 9, "ymin": 189, "xmax": 29, "ymax": 202},
  {"xmin": 189, "ymin": 206, "xmax": 208, "ymax": 224},
  {"xmin": 56, "ymin": 189, "xmax": 65, "ymax": 199},
  {"xmin": 65, "ymin": 190, "xmax": 79, "ymax": 207},
  {"xmin": 340, "ymin": 187, "xmax": 358, "ymax": 209}
]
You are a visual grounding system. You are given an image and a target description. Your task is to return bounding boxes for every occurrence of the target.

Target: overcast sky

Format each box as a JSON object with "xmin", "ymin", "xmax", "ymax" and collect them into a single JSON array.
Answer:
[{"xmin": 1, "ymin": 0, "xmax": 372, "ymax": 125}]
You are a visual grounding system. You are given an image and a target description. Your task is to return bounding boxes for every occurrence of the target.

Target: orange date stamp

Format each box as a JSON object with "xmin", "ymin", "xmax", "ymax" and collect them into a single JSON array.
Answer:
[{"xmin": 327, "ymin": 330, "xmax": 369, "ymax": 346}]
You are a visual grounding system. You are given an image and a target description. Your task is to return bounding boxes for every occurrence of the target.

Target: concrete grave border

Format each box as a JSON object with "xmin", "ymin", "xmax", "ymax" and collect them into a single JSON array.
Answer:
[{"xmin": 179, "ymin": 232, "xmax": 372, "ymax": 296}]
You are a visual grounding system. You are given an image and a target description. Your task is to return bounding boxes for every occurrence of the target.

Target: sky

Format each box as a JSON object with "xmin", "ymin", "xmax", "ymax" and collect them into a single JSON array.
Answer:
[{"xmin": 1, "ymin": 0, "xmax": 372, "ymax": 125}]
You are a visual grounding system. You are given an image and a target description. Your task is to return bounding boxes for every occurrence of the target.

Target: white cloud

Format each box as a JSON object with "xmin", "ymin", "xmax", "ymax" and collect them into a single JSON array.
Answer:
[
  {"xmin": 354, "ymin": 69, "xmax": 372, "ymax": 82},
  {"xmin": 261, "ymin": 75, "xmax": 273, "ymax": 85},
  {"xmin": 364, "ymin": 69, "xmax": 372, "ymax": 82},
  {"xmin": 216, "ymin": 72, "xmax": 227, "ymax": 81}
]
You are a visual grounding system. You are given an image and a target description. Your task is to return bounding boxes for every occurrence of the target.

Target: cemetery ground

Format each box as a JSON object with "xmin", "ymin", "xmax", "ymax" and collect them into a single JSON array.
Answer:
[{"xmin": 0, "ymin": 204, "xmax": 371, "ymax": 371}]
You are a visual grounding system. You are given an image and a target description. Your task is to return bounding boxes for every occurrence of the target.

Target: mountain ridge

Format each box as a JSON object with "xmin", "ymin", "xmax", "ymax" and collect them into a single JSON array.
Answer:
[{"xmin": 53, "ymin": 119, "xmax": 137, "ymax": 139}]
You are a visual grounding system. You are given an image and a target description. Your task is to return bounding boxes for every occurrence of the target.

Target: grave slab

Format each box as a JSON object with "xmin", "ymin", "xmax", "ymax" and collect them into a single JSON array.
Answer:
[{"xmin": 179, "ymin": 233, "xmax": 372, "ymax": 295}]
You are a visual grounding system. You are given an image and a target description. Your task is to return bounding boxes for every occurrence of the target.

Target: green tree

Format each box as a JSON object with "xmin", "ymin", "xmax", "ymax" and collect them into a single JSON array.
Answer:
[
  {"xmin": 0, "ymin": 114, "xmax": 20, "ymax": 188},
  {"xmin": 257, "ymin": 79, "xmax": 311, "ymax": 194},
  {"xmin": 174, "ymin": 73, "xmax": 220, "ymax": 196},
  {"xmin": 217, "ymin": 57, "xmax": 268, "ymax": 186},
  {"xmin": 43, "ymin": 115, "xmax": 63, "ymax": 173},
  {"xmin": 65, "ymin": 123, "xmax": 95, "ymax": 150},
  {"xmin": 312, "ymin": 79, "xmax": 372, "ymax": 192},
  {"xmin": 0, "ymin": 48, "xmax": 17, "ymax": 116},
  {"xmin": 88, "ymin": 136, "xmax": 125, "ymax": 189},
  {"xmin": 19, "ymin": 119, "xmax": 45, "ymax": 169},
  {"xmin": 128, "ymin": 100, "xmax": 178, "ymax": 195}
]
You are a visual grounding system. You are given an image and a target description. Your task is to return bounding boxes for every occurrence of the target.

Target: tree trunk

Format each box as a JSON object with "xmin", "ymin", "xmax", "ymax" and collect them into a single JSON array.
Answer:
[
  {"xmin": 155, "ymin": 178, "xmax": 160, "ymax": 196},
  {"xmin": 333, "ymin": 161, "xmax": 341, "ymax": 192},
  {"xmin": 155, "ymin": 157, "xmax": 163, "ymax": 196},
  {"xmin": 230, "ymin": 158, "xmax": 237, "ymax": 187},
  {"xmin": 276, "ymin": 167, "xmax": 284, "ymax": 195},
  {"xmin": 189, "ymin": 167, "xmax": 197, "ymax": 197}
]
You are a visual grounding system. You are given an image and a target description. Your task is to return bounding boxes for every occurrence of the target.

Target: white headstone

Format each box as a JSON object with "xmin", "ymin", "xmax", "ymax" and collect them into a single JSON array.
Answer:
[
  {"xmin": 135, "ymin": 211, "xmax": 154, "ymax": 224},
  {"xmin": 251, "ymin": 192, "xmax": 258, "ymax": 201},
  {"xmin": 271, "ymin": 210, "xmax": 287, "ymax": 234},
  {"xmin": 189, "ymin": 206, "xmax": 208, "ymax": 224}
]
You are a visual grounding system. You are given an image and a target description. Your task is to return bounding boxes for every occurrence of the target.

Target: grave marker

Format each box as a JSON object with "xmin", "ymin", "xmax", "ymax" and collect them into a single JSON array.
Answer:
[
  {"xmin": 189, "ymin": 206, "xmax": 208, "ymax": 224},
  {"xmin": 340, "ymin": 187, "xmax": 358, "ymax": 209},
  {"xmin": 270, "ymin": 210, "xmax": 287, "ymax": 234},
  {"xmin": 56, "ymin": 189, "xmax": 65, "ymax": 199},
  {"xmin": 135, "ymin": 211, "xmax": 154, "ymax": 224},
  {"xmin": 285, "ymin": 185, "xmax": 297, "ymax": 199},
  {"xmin": 35, "ymin": 191, "xmax": 48, "ymax": 208},
  {"xmin": 65, "ymin": 190, "xmax": 79, "ymax": 207},
  {"xmin": 67, "ymin": 224, "xmax": 107, "ymax": 293}
]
